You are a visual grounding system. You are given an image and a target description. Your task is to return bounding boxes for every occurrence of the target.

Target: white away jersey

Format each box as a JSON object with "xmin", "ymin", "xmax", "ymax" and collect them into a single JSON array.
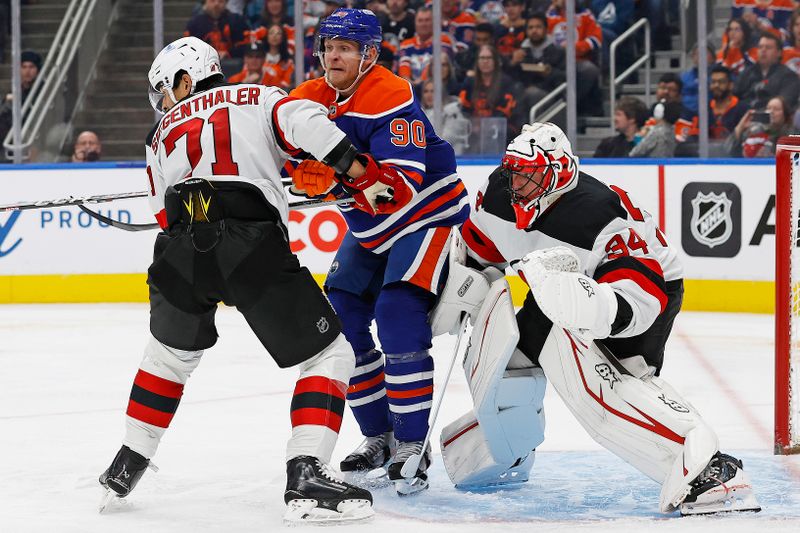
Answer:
[
  {"xmin": 144, "ymin": 83, "xmax": 347, "ymax": 229},
  {"xmin": 462, "ymin": 169, "xmax": 684, "ymax": 339}
]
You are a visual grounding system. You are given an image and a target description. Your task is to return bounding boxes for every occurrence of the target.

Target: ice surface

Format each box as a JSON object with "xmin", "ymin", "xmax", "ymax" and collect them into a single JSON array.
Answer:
[{"xmin": 0, "ymin": 305, "xmax": 798, "ymax": 532}]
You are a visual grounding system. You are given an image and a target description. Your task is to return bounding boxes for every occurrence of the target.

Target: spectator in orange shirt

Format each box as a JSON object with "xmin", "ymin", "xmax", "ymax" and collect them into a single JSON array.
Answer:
[
  {"xmin": 546, "ymin": 0, "xmax": 603, "ymax": 116},
  {"xmin": 262, "ymin": 23, "xmax": 294, "ymax": 89},
  {"xmin": 248, "ymin": 0, "xmax": 296, "ymax": 55},
  {"xmin": 716, "ymin": 18, "xmax": 757, "ymax": 78},
  {"xmin": 228, "ymin": 40, "xmax": 270, "ymax": 83},
  {"xmin": 442, "ymin": 0, "xmax": 477, "ymax": 52},
  {"xmin": 732, "ymin": 0, "xmax": 795, "ymax": 43},
  {"xmin": 545, "ymin": 0, "xmax": 602, "ymax": 62},
  {"xmin": 782, "ymin": 10, "xmax": 800, "ymax": 75},
  {"xmin": 494, "ymin": 0, "xmax": 527, "ymax": 68},
  {"xmin": 398, "ymin": 7, "xmax": 455, "ymax": 84},
  {"xmin": 185, "ymin": 0, "xmax": 249, "ymax": 58}
]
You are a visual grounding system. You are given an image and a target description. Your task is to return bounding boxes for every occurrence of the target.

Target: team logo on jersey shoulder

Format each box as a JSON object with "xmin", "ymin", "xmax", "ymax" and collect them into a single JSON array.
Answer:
[
  {"xmin": 328, "ymin": 105, "xmax": 337, "ymax": 118},
  {"xmin": 329, "ymin": 260, "xmax": 339, "ymax": 274},
  {"xmin": 316, "ymin": 317, "xmax": 330, "ymax": 334},
  {"xmin": 689, "ymin": 191, "xmax": 733, "ymax": 249}
]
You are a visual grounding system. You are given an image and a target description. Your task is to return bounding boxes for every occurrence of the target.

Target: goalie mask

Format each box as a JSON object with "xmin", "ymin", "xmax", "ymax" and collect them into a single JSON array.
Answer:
[
  {"xmin": 314, "ymin": 8, "xmax": 382, "ymax": 94},
  {"xmin": 502, "ymin": 122, "xmax": 579, "ymax": 229},
  {"xmin": 148, "ymin": 37, "xmax": 223, "ymax": 112}
]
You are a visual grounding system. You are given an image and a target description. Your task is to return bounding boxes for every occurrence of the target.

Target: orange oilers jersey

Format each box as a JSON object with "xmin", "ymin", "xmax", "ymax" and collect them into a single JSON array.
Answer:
[
  {"xmin": 783, "ymin": 46, "xmax": 800, "ymax": 75},
  {"xmin": 716, "ymin": 45, "xmax": 757, "ymax": 76},
  {"xmin": 546, "ymin": 7, "xmax": 602, "ymax": 61},
  {"xmin": 397, "ymin": 34, "xmax": 455, "ymax": 82},
  {"xmin": 290, "ymin": 66, "xmax": 468, "ymax": 253}
]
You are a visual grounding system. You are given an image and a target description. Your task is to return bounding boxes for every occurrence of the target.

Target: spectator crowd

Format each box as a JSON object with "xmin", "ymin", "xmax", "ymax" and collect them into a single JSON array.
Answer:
[
  {"xmin": 16, "ymin": 0, "xmax": 800, "ymax": 159},
  {"xmin": 183, "ymin": 0, "xmax": 675, "ymax": 154}
]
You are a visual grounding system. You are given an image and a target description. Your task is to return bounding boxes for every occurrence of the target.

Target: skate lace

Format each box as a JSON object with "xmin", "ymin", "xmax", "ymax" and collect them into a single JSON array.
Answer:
[
  {"xmin": 315, "ymin": 459, "xmax": 344, "ymax": 483},
  {"xmin": 394, "ymin": 441, "xmax": 424, "ymax": 462},
  {"xmin": 694, "ymin": 455, "xmax": 735, "ymax": 488},
  {"xmin": 354, "ymin": 435, "xmax": 387, "ymax": 457}
]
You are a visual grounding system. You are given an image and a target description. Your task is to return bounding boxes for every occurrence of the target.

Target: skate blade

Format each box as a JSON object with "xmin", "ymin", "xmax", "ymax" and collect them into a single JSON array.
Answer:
[
  {"xmin": 283, "ymin": 499, "xmax": 374, "ymax": 525},
  {"xmin": 98, "ymin": 488, "xmax": 127, "ymax": 514},
  {"xmin": 393, "ymin": 476, "xmax": 429, "ymax": 496},
  {"xmin": 680, "ymin": 489, "xmax": 762, "ymax": 516}
]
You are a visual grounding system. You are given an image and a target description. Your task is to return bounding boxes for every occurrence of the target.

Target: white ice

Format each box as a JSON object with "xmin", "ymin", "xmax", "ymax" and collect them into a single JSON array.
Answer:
[{"xmin": 1, "ymin": 305, "xmax": 798, "ymax": 532}]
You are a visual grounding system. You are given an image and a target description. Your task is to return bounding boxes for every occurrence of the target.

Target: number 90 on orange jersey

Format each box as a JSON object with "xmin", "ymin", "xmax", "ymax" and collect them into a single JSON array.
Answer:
[{"xmin": 390, "ymin": 118, "xmax": 426, "ymax": 148}]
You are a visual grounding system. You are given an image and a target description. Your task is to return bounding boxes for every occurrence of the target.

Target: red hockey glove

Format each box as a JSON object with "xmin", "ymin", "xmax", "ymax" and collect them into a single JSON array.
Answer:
[
  {"xmin": 291, "ymin": 160, "xmax": 337, "ymax": 197},
  {"xmin": 338, "ymin": 154, "xmax": 413, "ymax": 216}
]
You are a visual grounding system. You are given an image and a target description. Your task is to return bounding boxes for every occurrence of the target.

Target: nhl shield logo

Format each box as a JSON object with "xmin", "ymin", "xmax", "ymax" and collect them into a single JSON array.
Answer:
[
  {"xmin": 316, "ymin": 317, "xmax": 329, "ymax": 334},
  {"xmin": 689, "ymin": 191, "xmax": 733, "ymax": 248}
]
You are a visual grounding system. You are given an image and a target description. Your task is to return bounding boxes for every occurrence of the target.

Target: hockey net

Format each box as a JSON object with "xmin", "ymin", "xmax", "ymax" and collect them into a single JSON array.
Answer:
[{"xmin": 776, "ymin": 136, "xmax": 800, "ymax": 454}]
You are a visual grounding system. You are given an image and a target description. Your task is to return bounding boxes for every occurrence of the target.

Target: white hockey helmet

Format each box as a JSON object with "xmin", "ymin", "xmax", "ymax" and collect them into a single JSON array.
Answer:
[
  {"xmin": 147, "ymin": 37, "xmax": 223, "ymax": 112},
  {"xmin": 502, "ymin": 122, "xmax": 579, "ymax": 229}
]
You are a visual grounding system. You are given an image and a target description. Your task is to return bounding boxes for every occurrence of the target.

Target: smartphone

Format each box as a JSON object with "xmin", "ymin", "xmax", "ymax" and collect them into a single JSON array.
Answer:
[{"xmin": 751, "ymin": 111, "xmax": 770, "ymax": 124}]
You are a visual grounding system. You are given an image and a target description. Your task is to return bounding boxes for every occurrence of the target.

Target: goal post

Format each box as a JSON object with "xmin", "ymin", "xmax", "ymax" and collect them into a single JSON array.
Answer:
[{"xmin": 775, "ymin": 136, "xmax": 800, "ymax": 454}]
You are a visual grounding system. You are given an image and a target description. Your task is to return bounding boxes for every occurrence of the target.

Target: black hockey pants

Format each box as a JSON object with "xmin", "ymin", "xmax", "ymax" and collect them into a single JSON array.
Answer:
[{"xmin": 147, "ymin": 181, "xmax": 341, "ymax": 368}]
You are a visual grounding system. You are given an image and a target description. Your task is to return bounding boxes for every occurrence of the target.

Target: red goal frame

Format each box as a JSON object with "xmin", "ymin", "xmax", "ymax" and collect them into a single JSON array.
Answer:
[{"xmin": 775, "ymin": 136, "xmax": 800, "ymax": 454}]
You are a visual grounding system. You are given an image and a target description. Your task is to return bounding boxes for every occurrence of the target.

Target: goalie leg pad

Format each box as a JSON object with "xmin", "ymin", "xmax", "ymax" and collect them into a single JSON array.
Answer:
[
  {"xmin": 440, "ymin": 402, "xmax": 542, "ymax": 489},
  {"xmin": 537, "ymin": 328, "xmax": 719, "ymax": 513}
]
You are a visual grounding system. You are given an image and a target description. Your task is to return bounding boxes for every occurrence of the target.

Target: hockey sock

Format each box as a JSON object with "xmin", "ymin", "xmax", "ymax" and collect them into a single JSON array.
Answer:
[
  {"xmin": 124, "ymin": 336, "xmax": 203, "ymax": 458},
  {"xmin": 385, "ymin": 351, "xmax": 434, "ymax": 442},
  {"xmin": 346, "ymin": 350, "xmax": 392, "ymax": 436},
  {"xmin": 287, "ymin": 334, "xmax": 352, "ymax": 463}
]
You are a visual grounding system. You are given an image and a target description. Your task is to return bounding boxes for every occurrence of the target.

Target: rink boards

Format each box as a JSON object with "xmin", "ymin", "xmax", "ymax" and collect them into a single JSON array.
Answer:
[{"xmin": 0, "ymin": 159, "xmax": 777, "ymax": 312}]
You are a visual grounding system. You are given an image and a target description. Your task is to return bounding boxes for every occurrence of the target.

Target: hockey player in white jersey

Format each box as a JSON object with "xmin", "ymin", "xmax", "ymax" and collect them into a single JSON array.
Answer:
[
  {"xmin": 431, "ymin": 122, "xmax": 761, "ymax": 515},
  {"xmin": 97, "ymin": 37, "xmax": 403, "ymax": 524}
]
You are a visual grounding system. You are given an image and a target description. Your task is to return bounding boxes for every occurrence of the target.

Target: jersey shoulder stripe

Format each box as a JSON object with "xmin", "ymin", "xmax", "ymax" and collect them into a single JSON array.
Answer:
[
  {"xmin": 341, "ymin": 67, "xmax": 414, "ymax": 118},
  {"xmin": 533, "ymin": 173, "xmax": 627, "ymax": 250},
  {"xmin": 290, "ymin": 78, "xmax": 335, "ymax": 104}
]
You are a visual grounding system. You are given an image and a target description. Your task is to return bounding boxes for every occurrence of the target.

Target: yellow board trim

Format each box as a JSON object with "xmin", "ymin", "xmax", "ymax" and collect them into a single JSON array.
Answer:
[{"xmin": 0, "ymin": 274, "xmax": 776, "ymax": 313}]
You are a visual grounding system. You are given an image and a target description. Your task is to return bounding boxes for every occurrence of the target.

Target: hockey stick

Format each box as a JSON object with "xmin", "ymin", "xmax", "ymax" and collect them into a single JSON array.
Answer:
[
  {"xmin": 2, "ymin": 187, "xmax": 354, "ymax": 232},
  {"xmin": 0, "ymin": 190, "xmax": 151, "ymax": 212},
  {"xmin": 400, "ymin": 312, "xmax": 470, "ymax": 479}
]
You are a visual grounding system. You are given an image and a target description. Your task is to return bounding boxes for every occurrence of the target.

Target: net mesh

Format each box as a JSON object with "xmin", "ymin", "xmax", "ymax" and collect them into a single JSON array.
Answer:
[{"xmin": 789, "ymin": 151, "xmax": 800, "ymax": 449}]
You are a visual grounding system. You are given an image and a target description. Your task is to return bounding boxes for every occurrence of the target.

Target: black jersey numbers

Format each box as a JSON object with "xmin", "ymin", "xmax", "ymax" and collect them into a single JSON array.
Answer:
[
  {"xmin": 162, "ymin": 108, "xmax": 240, "ymax": 176},
  {"xmin": 605, "ymin": 228, "xmax": 650, "ymax": 260}
]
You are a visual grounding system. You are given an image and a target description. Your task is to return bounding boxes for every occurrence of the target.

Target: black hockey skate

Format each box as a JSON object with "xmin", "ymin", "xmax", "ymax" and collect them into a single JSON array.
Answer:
[
  {"xmin": 387, "ymin": 440, "xmax": 431, "ymax": 496},
  {"xmin": 340, "ymin": 431, "xmax": 396, "ymax": 472},
  {"xmin": 284, "ymin": 455, "xmax": 374, "ymax": 524},
  {"xmin": 98, "ymin": 445, "xmax": 155, "ymax": 513},
  {"xmin": 680, "ymin": 452, "xmax": 761, "ymax": 515}
]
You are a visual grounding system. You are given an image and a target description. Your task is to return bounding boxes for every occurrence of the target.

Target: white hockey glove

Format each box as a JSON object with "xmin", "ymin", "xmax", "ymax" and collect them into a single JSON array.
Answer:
[{"xmin": 518, "ymin": 246, "xmax": 617, "ymax": 340}]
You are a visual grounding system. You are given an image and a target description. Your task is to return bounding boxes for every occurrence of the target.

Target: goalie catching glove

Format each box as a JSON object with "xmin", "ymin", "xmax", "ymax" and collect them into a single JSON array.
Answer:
[{"xmin": 518, "ymin": 246, "xmax": 617, "ymax": 340}]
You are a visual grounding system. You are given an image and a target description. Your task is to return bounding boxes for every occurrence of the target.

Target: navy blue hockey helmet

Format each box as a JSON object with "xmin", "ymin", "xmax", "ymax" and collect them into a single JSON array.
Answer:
[{"xmin": 315, "ymin": 8, "xmax": 382, "ymax": 59}]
